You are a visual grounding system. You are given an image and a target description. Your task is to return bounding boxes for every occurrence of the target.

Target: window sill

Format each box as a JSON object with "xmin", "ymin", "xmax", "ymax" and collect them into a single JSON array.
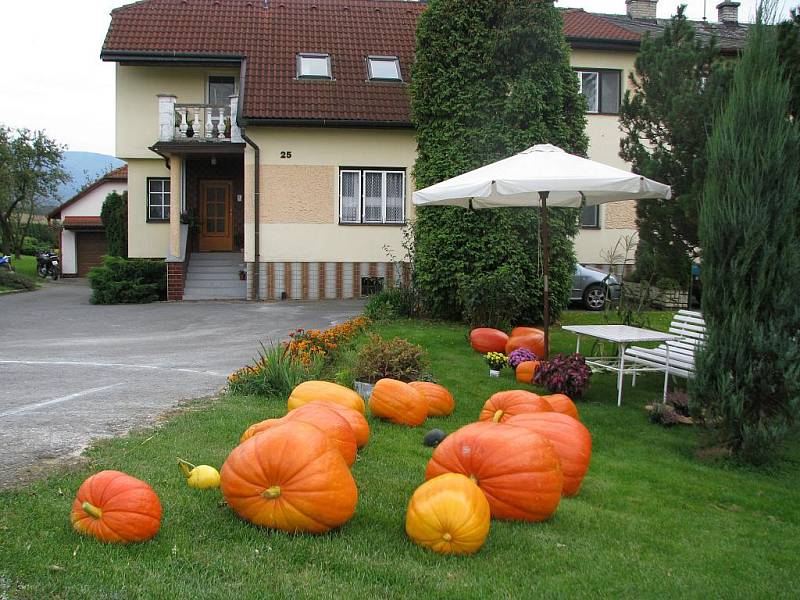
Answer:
[
  {"xmin": 146, "ymin": 219, "xmax": 170, "ymax": 224},
  {"xmin": 338, "ymin": 221, "xmax": 406, "ymax": 227},
  {"xmin": 580, "ymin": 225, "xmax": 602, "ymax": 230}
]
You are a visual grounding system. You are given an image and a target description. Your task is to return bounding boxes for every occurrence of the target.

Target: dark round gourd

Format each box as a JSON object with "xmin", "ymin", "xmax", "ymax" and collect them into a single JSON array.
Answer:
[{"xmin": 424, "ymin": 429, "xmax": 447, "ymax": 447}]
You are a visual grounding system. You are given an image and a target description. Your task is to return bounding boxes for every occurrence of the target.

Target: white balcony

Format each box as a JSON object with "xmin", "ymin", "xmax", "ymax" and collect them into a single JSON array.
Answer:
[{"xmin": 158, "ymin": 94, "xmax": 242, "ymax": 143}]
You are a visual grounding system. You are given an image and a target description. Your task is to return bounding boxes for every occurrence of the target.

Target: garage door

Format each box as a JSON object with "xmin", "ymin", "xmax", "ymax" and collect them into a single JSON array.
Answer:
[{"xmin": 76, "ymin": 231, "xmax": 107, "ymax": 277}]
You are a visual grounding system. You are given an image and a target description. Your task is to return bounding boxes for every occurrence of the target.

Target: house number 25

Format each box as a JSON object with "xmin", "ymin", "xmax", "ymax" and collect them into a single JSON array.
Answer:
[{"xmin": 280, "ymin": 151, "xmax": 292, "ymax": 159}]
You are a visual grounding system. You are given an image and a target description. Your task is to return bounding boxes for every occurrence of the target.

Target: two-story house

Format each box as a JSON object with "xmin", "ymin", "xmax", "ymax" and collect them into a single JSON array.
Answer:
[{"xmin": 101, "ymin": 0, "xmax": 747, "ymax": 301}]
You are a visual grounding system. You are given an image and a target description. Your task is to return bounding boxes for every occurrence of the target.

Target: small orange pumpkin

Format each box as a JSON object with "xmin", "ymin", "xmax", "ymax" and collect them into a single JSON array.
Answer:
[
  {"xmin": 541, "ymin": 394, "xmax": 580, "ymax": 421},
  {"xmin": 405, "ymin": 473, "xmax": 490, "ymax": 555},
  {"xmin": 505, "ymin": 331, "xmax": 546, "ymax": 358},
  {"xmin": 71, "ymin": 470, "xmax": 162, "ymax": 543},
  {"xmin": 316, "ymin": 400, "xmax": 370, "ymax": 448},
  {"xmin": 221, "ymin": 421, "xmax": 358, "ymax": 533},
  {"xmin": 425, "ymin": 421, "xmax": 563, "ymax": 521},
  {"xmin": 511, "ymin": 326, "xmax": 544, "ymax": 338},
  {"xmin": 288, "ymin": 380, "xmax": 365, "ymax": 414},
  {"xmin": 506, "ymin": 412, "xmax": 592, "ymax": 496},
  {"xmin": 369, "ymin": 378, "xmax": 427, "ymax": 426},
  {"xmin": 409, "ymin": 382, "xmax": 455, "ymax": 417},
  {"xmin": 515, "ymin": 360, "xmax": 541, "ymax": 384},
  {"xmin": 469, "ymin": 328, "xmax": 509, "ymax": 354},
  {"xmin": 478, "ymin": 390, "xmax": 553, "ymax": 423},
  {"xmin": 240, "ymin": 402, "xmax": 357, "ymax": 466}
]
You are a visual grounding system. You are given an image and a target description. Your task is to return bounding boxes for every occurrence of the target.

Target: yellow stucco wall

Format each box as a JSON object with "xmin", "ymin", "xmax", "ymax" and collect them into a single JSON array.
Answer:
[
  {"xmin": 115, "ymin": 64, "xmax": 239, "ymax": 159},
  {"xmin": 126, "ymin": 158, "xmax": 171, "ymax": 258},
  {"xmin": 262, "ymin": 165, "xmax": 335, "ymax": 223}
]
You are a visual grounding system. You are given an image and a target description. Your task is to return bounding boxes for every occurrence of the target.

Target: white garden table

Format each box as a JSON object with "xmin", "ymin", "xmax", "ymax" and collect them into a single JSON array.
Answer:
[{"xmin": 561, "ymin": 325, "xmax": 682, "ymax": 407}]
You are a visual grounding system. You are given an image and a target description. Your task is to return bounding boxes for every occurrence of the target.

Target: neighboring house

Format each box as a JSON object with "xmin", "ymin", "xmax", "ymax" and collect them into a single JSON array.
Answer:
[
  {"xmin": 48, "ymin": 166, "xmax": 128, "ymax": 277},
  {"xmin": 100, "ymin": 0, "xmax": 747, "ymax": 301}
]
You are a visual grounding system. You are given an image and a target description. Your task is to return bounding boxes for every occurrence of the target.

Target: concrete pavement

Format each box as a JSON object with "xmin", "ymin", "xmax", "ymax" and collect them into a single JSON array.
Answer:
[{"xmin": 0, "ymin": 280, "xmax": 363, "ymax": 487}]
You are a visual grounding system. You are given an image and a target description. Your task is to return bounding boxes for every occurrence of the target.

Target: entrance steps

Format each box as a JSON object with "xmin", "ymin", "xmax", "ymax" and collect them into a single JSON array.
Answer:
[{"xmin": 183, "ymin": 252, "xmax": 246, "ymax": 300}]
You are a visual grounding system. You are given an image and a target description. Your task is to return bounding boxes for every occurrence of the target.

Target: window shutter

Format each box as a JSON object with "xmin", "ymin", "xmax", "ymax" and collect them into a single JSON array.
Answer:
[
  {"xmin": 364, "ymin": 172, "xmax": 383, "ymax": 223},
  {"xmin": 340, "ymin": 171, "xmax": 360, "ymax": 223},
  {"xmin": 385, "ymin": 172, "xmax": 404, "ymax": 223}
]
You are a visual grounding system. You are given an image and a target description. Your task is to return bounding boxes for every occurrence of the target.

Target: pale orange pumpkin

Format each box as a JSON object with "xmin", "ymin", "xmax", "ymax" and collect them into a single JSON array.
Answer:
[
  {"xmin": 506, "ymin": 412, "xmax": 592, "ymax": 496},
  {"xmin": 221, "ymin": 421, "xmax": 358, "ymax": 533},
  {"xmin": 425, "ymin": 421, "xmax": 563, "ymax": 521},
  {"xmin": 70, "ymin": 470, "xmax": 162, "ymax": 543},
  {"xmin": 515, "ymin": 360, "xmax": 541, "ymax": 384},
  {"xmin": 469, "ymin": 328, "xmax": 509, "ymax": 354},
  {"xmin": 369, "ymin": 378, "xmax": 427, "ymax": 426},
  {"xmin": 540, "ymin": 394, "xmax": 580, "ymax": 421},
  {"xmin": 511, "ymin": 326, "xmax": 545, "ymax": 338},
  {"xmin": 478, "ymin": 390, "xmax": 553, "ymax": 423},
  {"xmin": 405, "ymin": 473, "xmax": 490, "ymax": 555},
  {"xmin": 316, "ymin": 400, "xmax": 370, "ymax": 448},
  {"xmin": 505, "ymin": 331, "xmax": 546, "ymax": 358},
  {"xmin": 288, "ymin": 380, "xmax": 365, "ymax": 414},
  {"xmin": 409, "ymin": 381, "xmax": 455, "ymax": 417}
]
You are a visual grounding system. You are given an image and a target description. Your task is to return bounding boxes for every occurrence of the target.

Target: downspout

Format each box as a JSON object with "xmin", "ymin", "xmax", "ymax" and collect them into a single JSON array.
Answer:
[{"xmin": 237, "ymin": 59, "xmax": 260, "ymax": 300}]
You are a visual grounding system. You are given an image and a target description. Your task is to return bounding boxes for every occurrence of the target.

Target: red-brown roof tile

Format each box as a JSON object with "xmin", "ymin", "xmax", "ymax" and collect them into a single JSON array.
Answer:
[
  {"xmin": 102, "ymin": 1, "xmax": 644, "ymax": 125},
  {"xmin": 62, "ymin": 216, "xmax": 104, "ymax": 229}
]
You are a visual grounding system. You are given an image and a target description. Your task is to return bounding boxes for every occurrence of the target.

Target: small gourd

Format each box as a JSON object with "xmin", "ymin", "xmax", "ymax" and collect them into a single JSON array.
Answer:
[
  {"xmin": 423, "ymin": 428, "xmax": 447, "ymax": 447},
  {"xmin": 178, "ymin": 458, "xmax": 221, "ymax": 489}
]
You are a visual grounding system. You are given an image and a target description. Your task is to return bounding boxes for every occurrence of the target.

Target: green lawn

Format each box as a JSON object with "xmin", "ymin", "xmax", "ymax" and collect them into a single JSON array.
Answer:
[
  {"xmin": 0, "ymin": 255, "xmax": 38, "ymax": 293},
  {"xmin": 1, "ymin": 312, "xmax": 798, "ymax": 599}
]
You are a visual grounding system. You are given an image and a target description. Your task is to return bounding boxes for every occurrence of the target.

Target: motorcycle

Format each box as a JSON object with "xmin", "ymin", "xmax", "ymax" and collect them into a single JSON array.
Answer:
[
  {"xmin": 36, "ymin": 252, "xmax": 60, "ymax": 280},
  {"xmin": 0, "ymin": 255, "xmax": 12, "ymax": 272}
]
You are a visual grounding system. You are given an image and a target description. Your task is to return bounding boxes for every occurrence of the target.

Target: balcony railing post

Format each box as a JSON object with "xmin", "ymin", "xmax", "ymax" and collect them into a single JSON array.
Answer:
[
  {"xmin": 178, "ymin": 107, "xmax": 189, "ymax": 138},
  {"xmin": 230, "ymin": 95, "xmax": 242, "ymax": 143},
  {"xmin": 157, "ymin": 94, "xmax": 177, "ymax": 142},
  {"xmin": 205, "ymin": 108, "xmax": 214, "ymax": 139}
]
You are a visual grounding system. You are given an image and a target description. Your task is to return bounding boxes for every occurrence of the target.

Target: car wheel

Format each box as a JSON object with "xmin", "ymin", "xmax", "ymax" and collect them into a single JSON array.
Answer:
[{"xmin": 583, "ymin": 284, "xmax": 606, "ymax": 311}]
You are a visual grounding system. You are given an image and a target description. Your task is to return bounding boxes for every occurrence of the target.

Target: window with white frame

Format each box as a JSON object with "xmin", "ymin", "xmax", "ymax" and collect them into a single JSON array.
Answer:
[
  {"xmin": 340, "ymin": 169, "xmax": 405, "ymax": 224},
  {"xmin": 297, "ymin": 53, "xmax": 332, "ymax": 79},
  {"xmin": 147, "ymin": 178, "xmax": 171, "ymax": 222},
  {"xmin": 576, "ymin": 69, "xmax": 621, "ymax": 114},
  {"xmin": 367, "ymin": 56, "xmax": 402, "ymax": 81}
]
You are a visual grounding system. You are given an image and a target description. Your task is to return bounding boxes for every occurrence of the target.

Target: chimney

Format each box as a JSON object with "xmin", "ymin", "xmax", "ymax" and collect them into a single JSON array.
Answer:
[
  {"xmin": 626, "ymin": 0, "xmax": 658, "ymax": 20},
  {"xmin": 716, "ymin": 1, "xmax": 740, "ymax": 24}
]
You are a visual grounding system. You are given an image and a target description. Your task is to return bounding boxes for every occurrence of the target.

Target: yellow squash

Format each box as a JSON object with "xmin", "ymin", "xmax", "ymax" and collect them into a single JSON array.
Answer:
[{"xmin": 178, "ymin": 458, "xmax": 220, "ymax": 490}]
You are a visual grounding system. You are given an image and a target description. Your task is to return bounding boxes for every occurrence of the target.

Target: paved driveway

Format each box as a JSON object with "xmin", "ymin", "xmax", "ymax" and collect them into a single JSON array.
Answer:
[{"xmin": 0, "ymin": 280, "xmax": 362, "ymax": 487}]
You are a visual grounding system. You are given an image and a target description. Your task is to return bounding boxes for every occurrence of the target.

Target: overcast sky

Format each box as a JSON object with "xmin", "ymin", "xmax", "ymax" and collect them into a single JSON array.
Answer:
[{"xmin": 0, "ymin": 0, "xmax": 796, "ymax": 157}]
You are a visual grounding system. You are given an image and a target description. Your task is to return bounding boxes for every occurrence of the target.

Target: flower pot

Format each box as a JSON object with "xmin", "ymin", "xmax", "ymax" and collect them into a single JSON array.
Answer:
[
  {"xmin": 489, "ymin": 369, "xmax": 500, "ymax": 378},
  {"xmin": 354, "ymin": 380, "xmax": 374, "ymax": 401}
]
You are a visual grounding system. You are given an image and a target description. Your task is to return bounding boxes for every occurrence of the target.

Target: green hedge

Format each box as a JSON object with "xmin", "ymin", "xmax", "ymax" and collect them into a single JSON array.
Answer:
[{"xmin": 88, "ymin": 256, "xmax": 166, "ymax": 304}]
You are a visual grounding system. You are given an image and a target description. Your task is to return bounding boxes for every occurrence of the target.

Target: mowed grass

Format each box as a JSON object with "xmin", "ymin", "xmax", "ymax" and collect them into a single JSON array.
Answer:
[{"xmin": 1, "ymin": 312, "xmax": 799, "ymax": 599}]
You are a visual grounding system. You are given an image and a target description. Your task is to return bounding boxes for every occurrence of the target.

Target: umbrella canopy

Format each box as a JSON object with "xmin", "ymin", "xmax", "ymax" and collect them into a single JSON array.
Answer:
[
  {"xmin": 413, "ymin": 144, "xmax": 671, "ymax": 208},
  {"xmin": 411, "ymin": 144, "xmax": 672, "ymax": 360}
]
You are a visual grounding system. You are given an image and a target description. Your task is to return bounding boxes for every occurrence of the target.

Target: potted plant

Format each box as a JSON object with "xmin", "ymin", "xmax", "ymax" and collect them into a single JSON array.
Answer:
[
  {"xmin": 534, "ymin": 353, "xmax": 592, "ymax": 398},
  {"xmin": 484, "ymin": 352, "xmax": 508, "ymax": 378},
  {"xmin": 352, "ymin": 334, "xmax": 429, "ymax": 400}
]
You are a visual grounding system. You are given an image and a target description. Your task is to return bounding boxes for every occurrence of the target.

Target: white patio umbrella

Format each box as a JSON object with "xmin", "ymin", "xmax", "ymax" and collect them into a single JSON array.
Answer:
[{"xmin": 412, "ymin": 144, "xmax": 672, "ymax": 358}]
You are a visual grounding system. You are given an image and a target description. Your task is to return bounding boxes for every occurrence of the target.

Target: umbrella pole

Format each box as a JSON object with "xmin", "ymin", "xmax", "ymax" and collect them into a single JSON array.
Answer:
[{"xmin": 539, "ymin": 191, "xmax": 550, "ymax": 360}]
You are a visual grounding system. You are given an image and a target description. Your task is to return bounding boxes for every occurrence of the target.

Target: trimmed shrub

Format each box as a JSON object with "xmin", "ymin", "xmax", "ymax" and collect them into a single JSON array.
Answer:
[
  {"xmin": 352, "ymin": 334, "xmax": 429, "ymax": 383},
  {"xmin": 88, "ymin": 256, "xmax": 166, "ymax": 304},
  {"xmin": 101, "ymin": 191, "xmax": 128, "ymax": 258},
  {"xmin": 0, "ymin": 270, "xmax": 36, "ymax": 291}
]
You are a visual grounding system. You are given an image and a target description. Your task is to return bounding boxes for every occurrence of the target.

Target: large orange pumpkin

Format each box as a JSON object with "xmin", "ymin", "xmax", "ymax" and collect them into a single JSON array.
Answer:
[
  {"xmin": 515, "ymin": 360, "xmax": 541, "ymax": 384},
  {"xmin": 409, "ymin": 382, "xmax": 455, "ymax": 417},
  {"xmin": 511, "ymin": 327, "xmax": 545, "ymax": 338},
  {"xmin": 70, "ymin": 470, "xmax": 162, "ymax": 543},
  {"xmin": 316, "ymin": 400, "xmax": 370, "ymax": 448},
  {"xmin": 369, "ymin": 378, "xmax": 427, "ymax": 426},
  {"xmin": 505, "ymin": 331, "xmax": 546, "ymax": 358},
  {"xmin": 469, "ymin": 328, "xmax": 509, "ymax": 354},
  {"xmin": 221, "ymin": 421, "xmax": 358, "ymax": 533},
  {"xmin": 541, "ymin": 394, "xmax": 580, "ymax": 421},
  {"xmin": 240, "ymin": 402, "xmax": 357, "ymax": 466},
  {"xmin": 425, "ymin": 422, "xmax": 563, "ymax": 521},
  {"xmin": 288, "ymin": 380, "xmax": 365, "ymax": 414},
  {"xmin": 405, "ymin": 473, "xmax": 490, "ymax": 555},
  {"xmin": 506, "ymin": 412, "xmax": 592, "ymax": 496},
  {"xmin": 478, "ymin": 390, "xmax": 553, "ymax": 423}
]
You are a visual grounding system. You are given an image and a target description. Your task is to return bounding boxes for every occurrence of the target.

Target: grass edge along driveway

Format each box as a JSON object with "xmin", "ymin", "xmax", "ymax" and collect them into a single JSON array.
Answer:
[{"xmin": 1, "ymin": 312, "xmax": 798, "ymax": 599}]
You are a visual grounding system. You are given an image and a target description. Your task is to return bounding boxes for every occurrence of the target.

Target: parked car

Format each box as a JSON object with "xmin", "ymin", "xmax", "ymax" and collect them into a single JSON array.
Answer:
[{"xmin": 571, "ymin": 264, "xmax": 620, "ymax": 311}]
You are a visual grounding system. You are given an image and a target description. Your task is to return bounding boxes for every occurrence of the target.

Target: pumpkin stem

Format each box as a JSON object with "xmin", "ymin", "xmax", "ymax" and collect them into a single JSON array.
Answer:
[
  {"xmin": 469, "ymin": 474, "xmax": 479, "ymax": 485},
  {"xmin": 262, "ymin": 485, "xmax": 281, "ymax": 499},
  {"xmin": 82, "ymin": 501, "xmax": 103, "ymax": 520},
  {"xmin": 442, "ymin": 533, "xmax": 453, "ymax": 542},
  {"xmin": 492, "ymin": 410, "xmax": 504, "ymax": 423},
  {"xmin": 177, "ymin": 458, "xmax": 195, "ymax": 479}
]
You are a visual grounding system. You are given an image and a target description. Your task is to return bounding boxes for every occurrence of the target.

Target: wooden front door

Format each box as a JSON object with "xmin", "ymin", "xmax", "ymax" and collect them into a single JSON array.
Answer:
[{"xmin": 199, "ymin": 180, "xmax": 233, "ymax": 252}]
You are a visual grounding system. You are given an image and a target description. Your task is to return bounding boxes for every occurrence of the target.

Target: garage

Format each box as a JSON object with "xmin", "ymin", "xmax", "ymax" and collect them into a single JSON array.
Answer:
[{"xmin": 76, "ymin": 231, "xmax": 108, "ymax": 276}]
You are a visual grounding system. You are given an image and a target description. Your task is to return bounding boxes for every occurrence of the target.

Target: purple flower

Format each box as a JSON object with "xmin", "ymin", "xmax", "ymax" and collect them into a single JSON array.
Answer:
[{"xmin": 508, "ymin": 348, "xmax": 537, "ymax": 368}]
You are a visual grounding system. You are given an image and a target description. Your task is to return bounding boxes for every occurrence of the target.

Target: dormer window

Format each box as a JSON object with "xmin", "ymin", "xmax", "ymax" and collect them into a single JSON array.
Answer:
[
  {"xmin": 367, "ymin": 56, "xmax": 402, "ymax": 81},
  {"xmin": 297, "ymin": 53, "xmax": 332, "ymax": 79}
]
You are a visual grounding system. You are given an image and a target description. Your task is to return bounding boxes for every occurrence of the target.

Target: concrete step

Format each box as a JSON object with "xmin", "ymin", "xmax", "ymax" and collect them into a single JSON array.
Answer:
[
  {"xmin": 187, "ymin": 265, "xmax": 242, "ymax": 274},
  {"xmin": 190, "ymin": 253, "xmax": 243, "ymax": 262},
  {"xmin": 185, "ymin": 272, "xmax": 244, "ymax": 281}
]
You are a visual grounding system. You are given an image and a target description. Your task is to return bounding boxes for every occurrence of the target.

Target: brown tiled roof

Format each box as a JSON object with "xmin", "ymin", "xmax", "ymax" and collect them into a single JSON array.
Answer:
[
  {"xmin": 100, "ymin": 1, "xmax": 664, "ymax": 125},
  {"xmin": 62, "ymin": 216, "xmax": 104, "ymax": 229},
  {"xmin": 48, "ymin": 165, "xmax": 128, "ymax": 220}
]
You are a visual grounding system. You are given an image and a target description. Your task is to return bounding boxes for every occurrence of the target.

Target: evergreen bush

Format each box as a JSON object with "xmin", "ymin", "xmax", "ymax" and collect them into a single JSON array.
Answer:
[
  {"xmin": 88, "ymin": 256, "xmax": 166, "ymax": 304},
  {"xmin": 692, "ymin": 7, "xmax": 800, "ymax": 461},
  {"xmin": 411, "ymin": 0, "xmax": 586, "ymax": 324},
  {"xmin": 101, "ymin": 191, "xmax": 128, "ymax": 258}
]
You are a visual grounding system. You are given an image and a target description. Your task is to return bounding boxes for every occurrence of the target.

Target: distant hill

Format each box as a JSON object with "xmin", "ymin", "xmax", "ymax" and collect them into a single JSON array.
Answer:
[{"xmin": 44, "ymin": 152, "xmax": 125, "ymax": 209}]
